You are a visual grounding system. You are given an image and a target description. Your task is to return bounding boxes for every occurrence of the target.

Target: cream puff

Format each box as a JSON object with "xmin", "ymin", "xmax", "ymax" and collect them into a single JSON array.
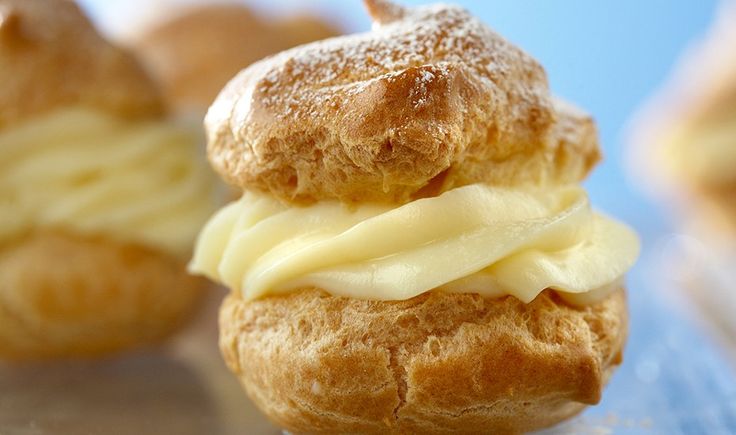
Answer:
[
  {"xmin": 630, "ymin": 2, "xmax": 736, "ymax": 236},
  {"xmin": 190, "ymin": 0, "xmax": 639, "ymax": 432},
  {"xmin": 0, "ymin": 0, "xmax": 217, "ymax": 359},
  {"xmin": 132, "ymin": 4, "xmax": 340, "ymax": 115},
  {"xmin": 628, "ymin": 3, "xmax": 736, "ymax": 344}
]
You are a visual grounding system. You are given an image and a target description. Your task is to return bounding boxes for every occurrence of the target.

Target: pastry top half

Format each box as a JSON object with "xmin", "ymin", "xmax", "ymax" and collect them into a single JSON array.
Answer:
[
  {"xmin": 0, "ymin": 0, "xmax": 163, "ymax": 131},
  {"xmin": 134, "ymin": 4, "xmax": 340, "ymax": 113},
  {"xmin": 0, "ymin": 0, "xmax": 216, "ymax": 257},
  {"xmin": 206, "ymin": 0, "xmax": 600, "ymax": 204}
]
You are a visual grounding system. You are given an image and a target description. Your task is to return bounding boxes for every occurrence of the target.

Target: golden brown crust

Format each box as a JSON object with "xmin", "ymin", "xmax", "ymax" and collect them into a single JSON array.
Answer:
[
  {"xmin": 206, "ymin": 0, "xmax": 600, "ymax": 203},
  {"xmin": 689, "ymin": 181, "xmax": 736, "ymax": 236},
  {"xmin": 274, "ymin": 15, "xmax": 341, "ymax": 48},
  {"xmin": 133, "ymin": 4, "xmax": 339, "ymax": 112},
  {"xmin": 219, "ymin": 287, "xmax": 627, "ymax": 434},
  {"xmin": 0, "ymin": 230, "xmax": 205, "ymax": 360},
  {"xmin": 0, "ymin": 0, "xmax": 163, "ymax": 130}
]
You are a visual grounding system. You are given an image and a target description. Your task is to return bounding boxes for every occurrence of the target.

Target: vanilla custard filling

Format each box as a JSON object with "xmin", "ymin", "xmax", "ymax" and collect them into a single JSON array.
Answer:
[
  {"xmin": 190, "ymin": 184, "xmax": 639, "ymax": 305},
  {"xmin": 0, "ymin": 107, "xmax": 217, "ymax": 255}
]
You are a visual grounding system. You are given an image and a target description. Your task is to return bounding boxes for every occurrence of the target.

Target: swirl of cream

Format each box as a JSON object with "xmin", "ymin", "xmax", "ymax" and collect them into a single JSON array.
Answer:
[
  {"xmin": 190, "ymin": 184, "xmax": 639, "ymax": 304},
  {"xmin": 0, "ymin": 107, "xmax": 217, "ymax": 254}
]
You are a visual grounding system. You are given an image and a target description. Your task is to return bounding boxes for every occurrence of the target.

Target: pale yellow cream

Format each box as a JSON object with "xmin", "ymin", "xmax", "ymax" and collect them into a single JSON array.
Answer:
[
  {"xmin": 0, "ymin": 107, "xmax": 217, "ymax": 255},
  {"xmin": 190, "ymin": 184, "xmax": 639, "ymax": 304}
]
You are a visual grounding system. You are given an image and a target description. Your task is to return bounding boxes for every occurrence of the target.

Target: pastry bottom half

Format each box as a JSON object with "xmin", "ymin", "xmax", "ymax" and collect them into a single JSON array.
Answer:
[
  {"xmin": 219, "ymin": 287, "xmax": 627, "ymax": 434},
  {"xmin": 0, "ymin": 230, "xmax": 204, "ymax": 360}
]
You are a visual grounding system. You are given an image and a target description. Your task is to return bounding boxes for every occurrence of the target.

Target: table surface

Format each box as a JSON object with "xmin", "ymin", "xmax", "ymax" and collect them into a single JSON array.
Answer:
[{"xmin": 2, "ymin": 254, "xmax": 735, "ymax": 435}]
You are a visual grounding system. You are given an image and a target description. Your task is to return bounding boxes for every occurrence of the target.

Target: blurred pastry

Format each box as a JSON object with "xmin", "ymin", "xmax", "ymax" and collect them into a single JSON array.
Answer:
[
  {"xmin": 128, "ymin": 3, "xmax": 339, "ymax": 342},
  {"xmin": 628, "ymin": 2, "xmax": 736, "ymax": 340},
  {"xmin": 191, "ymin": 0, "xmax": 639, "ymax": 433},
  {"xmin": 0, "ymin": 0, "xmax": 217, "ymax": 359},
  {"xmin": 132, "ymin": 4, "xmax": 340, "ymax": 115},
  {"xmin": 630, "ymin": 2, "xmax": 736, "ymax": 236}
]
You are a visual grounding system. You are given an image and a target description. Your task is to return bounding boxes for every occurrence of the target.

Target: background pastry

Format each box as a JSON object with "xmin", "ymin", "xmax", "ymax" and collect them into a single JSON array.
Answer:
[
  {"xmin": 0, "ymin": 0, "xmax": 217, "ymax": 359},
  {"xmin": 191, "ymin": 0, "xmax": 639, "ymax": 433},
  {"xmin": 629, "ymin": 2, "xmax": 736, "ymax": 235},
  {"xmin": 128, "ymin": 4, "xmax": 340, "ymax": 348},
  {"xmin": 132, "ymin": 3, "xmax": 340, "ymax": 115},
  {"xmin": 627, "ymin": 2, "xmax": 736, "ymax": 341}
]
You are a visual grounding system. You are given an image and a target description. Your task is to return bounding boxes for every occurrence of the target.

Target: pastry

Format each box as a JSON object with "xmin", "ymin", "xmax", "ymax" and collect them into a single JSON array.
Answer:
[
  {"xmin": 132, "ymin": 4, "xmax": 340, "ymax": 115},
  {"xmin": 629, "ymin": 2, "xmax": 736, "ymax": 235},
  {"xmin": 129, "ymin": 3, "xmax": 339, "ymax": 339},
  {"xmin": 0, "ymin": 0, "xmax": 217, "ymax": 359},
  {"xmin": 190, "ymin": 0, "xmax": 640, "ymax": 432},
  {"xmin": 628, "ymin": 3, "xmax": 736, "ymax": 343}
]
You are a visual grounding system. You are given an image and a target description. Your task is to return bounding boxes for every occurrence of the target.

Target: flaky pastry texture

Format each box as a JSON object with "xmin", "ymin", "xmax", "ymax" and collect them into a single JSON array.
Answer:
[
  {"xmin": 0, "ymin": 0, "xmax": 163, "ymax": 130},
  {"xmin": 220, "ymin": 288, "xmax": 627, "ymax": 434},
  {"xmin": 134, "ymin": 4, "xmax": 339, "ymax": 112},
  {"xmin": 206, "ymin": 0, "xmax": 600, "ymax": 203},
  {"xmin": 0, "ymin": 231, "xmax": 204, "ymax": 360}
]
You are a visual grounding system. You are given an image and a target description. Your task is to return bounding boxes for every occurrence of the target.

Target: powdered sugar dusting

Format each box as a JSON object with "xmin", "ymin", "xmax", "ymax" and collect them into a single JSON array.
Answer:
[
  {"xmin": 203, "ymin": 0, "xmax": 591, "ymax": 203},
  {"xmin": 211, "ymin": 0, "xmax": 546, "ymax": 128}
]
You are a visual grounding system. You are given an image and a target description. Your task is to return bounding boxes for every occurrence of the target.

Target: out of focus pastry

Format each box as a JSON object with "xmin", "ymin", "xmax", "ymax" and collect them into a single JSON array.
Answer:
[
  {"xmin": 0, "ymin": 0, "xmax": 217, "ymax": 359},
  {"xmin": 129, "ymin": 3, "xmax": 339, "ymax": 343},
  {"xmin": 630, "ymin": 2, "xmax": 736, "ymax": 235},
  {"xmin": 132, "ymin": 4, "xmax": 340, "ymax": 114},
  {"xmin": 190, "ymin": 0, "xmax": 640, "ymax": 432},
  {"xmin": 628, "ymin": 2, "xmax": 736, "ymax": 341}
]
